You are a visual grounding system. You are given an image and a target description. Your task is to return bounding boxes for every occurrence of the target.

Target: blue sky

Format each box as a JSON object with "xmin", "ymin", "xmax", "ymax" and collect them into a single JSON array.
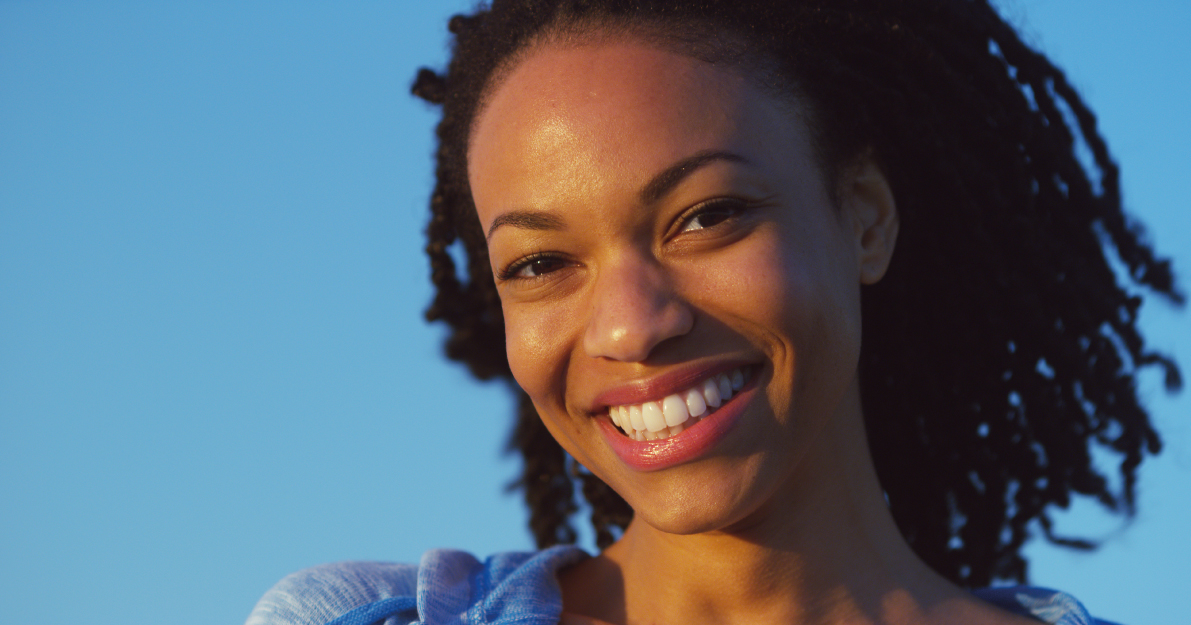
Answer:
[{"xmin": 1, "ymin": 2, "xmax": 1187, "ymax": 624}]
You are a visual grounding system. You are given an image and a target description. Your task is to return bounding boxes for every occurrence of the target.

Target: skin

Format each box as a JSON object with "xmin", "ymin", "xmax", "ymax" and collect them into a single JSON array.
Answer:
[{"xmin": 468, "ymin": 36, "xmax": 1037, "ymax": 625}]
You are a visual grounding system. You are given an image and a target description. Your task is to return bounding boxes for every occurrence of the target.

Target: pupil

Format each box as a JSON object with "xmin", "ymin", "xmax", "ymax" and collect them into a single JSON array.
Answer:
[
  {"xmin": 697, "ymin": 204, "xmax": 735, "ymax": 228},
  {"xmin": 530, "ymin": 258, "xmax": 558, "ymax": 275}
]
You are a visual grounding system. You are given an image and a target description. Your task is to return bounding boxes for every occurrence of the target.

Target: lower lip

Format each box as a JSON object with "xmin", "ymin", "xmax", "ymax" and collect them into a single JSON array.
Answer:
[{"xmin": 599, "ymin": 379, "xmax": 758, "ymax": 471}]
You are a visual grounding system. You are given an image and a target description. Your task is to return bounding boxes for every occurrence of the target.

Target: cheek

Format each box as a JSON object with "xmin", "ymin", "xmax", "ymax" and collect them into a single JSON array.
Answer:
[
  {"xmin": 686, "ymin": 223, "xmax": 862, "ymax": 392},
  {"xmin": 503, "ymin": 301, "xmax": 575, "ymax": 407},
  {"xmin": 686, "ymin": 227, "xmax": 821, "ymax": 338},
  {"xmin": 765, "ymin": 223, "xmax": 865, "ymax": 405}
]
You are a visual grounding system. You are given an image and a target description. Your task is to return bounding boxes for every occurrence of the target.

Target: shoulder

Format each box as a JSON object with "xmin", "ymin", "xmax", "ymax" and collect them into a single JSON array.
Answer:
[
  {"xmin": 244, "ymin": 546, "xmax": 589, "ymax": 625},
  {"xmin": 973, "ymin": 586, "xmax": 1124, "ymax": 625}
]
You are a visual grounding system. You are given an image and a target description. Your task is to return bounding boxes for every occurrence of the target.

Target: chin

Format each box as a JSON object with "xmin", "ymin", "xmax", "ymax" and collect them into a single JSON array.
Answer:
[{"xmin": 618, "ymin": 461, "xmax": 778, "ymax": 537}]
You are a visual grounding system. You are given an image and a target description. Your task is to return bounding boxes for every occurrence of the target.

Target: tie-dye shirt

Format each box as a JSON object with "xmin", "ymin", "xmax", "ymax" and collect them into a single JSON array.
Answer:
[{"xmin": 245, "ymin": 546, "xmax": 1119, "ymax": 625}]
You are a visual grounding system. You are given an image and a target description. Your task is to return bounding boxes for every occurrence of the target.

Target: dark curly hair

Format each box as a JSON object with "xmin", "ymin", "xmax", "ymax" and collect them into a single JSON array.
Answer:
[{"xmin": 410, "ymin": 0, "xmax": 1182, "ymax": 588}]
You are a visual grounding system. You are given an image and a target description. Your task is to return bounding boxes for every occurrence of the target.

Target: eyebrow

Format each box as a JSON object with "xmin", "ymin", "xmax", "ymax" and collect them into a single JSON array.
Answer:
[
  {"xmin": 639, "ymin": 150, "xmax": 750, "ymax": 205},
  {"xmin": 484, "ymin": 149, "xmax": 750, "ymax": 241},
  {"xmin": 486, "ymin": 210, "xmax": 566, "ymax": 241}
]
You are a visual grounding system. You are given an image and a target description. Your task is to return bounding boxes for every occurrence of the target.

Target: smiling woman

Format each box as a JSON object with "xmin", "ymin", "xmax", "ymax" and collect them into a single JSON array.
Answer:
[
  {"xmin": 245, "ymin": 1, "xmax": 1180, "ymax": 624},
  {"xmin": 471, "ymin": 42, "xmax": 894, "ymax": 545}
]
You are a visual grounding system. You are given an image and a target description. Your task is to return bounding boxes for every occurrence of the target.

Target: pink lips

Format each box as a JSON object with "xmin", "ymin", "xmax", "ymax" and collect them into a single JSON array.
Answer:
[{"xmin": 599, "ymin": 374, "xmax": 758, "ymax": 471}]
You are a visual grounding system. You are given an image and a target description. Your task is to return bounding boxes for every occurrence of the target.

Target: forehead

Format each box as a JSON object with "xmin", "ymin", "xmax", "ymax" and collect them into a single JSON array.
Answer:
[
  {"xmin": 467, "ymin": 40, "xmax": 811, "ymax": 220},
  {"xmin": 472, "ymin": 40, "xmax": 750, "ymax": 155}
]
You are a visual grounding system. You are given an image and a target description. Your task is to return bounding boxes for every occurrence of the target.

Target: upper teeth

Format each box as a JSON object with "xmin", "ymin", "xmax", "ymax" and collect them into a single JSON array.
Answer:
[{"xmin": 608, "ymin": 367, "xmax": 747, "ymax": 441}]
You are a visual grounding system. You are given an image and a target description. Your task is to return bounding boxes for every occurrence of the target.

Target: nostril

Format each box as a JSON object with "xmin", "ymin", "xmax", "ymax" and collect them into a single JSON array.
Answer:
[
  {"xmin": 583, "ymin": 258, "xmax": 694, "ymax": 362},
  {"xmin": 584, "ymin": 298, "xmax": 694, "ymax": 362}
]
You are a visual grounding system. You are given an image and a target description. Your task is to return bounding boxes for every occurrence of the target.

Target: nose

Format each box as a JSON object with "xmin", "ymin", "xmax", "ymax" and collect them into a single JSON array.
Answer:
[{"xmin": 583, "ymin": 254, "xmax": 694, "ymax": 362}]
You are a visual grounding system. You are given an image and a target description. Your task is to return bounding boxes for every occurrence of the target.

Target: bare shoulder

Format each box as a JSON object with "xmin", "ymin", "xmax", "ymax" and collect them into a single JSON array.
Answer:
[{"xmin": 558, "ymin": 553, "xmax": 627, "ymax": 625}]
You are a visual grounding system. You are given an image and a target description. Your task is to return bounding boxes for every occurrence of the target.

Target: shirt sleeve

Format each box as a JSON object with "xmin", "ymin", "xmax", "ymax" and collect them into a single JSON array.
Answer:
[
  {"xmin": 244, "ymin": 561, "xmax": 419, "ymax": 625},
  {"xmin": 973, "ymin": 585, "xmax": 1123, "ymax": 625}
]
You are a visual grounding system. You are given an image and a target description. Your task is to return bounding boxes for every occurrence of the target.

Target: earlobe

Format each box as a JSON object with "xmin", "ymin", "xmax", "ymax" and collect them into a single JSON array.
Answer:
[{"xmin": 843, "ymin": 154, "xmax": 899, "ymax": 285}]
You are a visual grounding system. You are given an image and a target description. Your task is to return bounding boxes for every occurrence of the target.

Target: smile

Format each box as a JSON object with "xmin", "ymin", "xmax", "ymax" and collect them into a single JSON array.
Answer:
[{"xmin": 608, "ymin": 367, "xmax": 751, "ymax": 441}]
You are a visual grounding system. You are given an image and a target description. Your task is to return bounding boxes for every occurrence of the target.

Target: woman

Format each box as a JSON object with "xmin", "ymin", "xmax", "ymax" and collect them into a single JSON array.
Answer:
[{"xmin": 247, "ymin": 1, "xmax": 1180, "ymax": 623}]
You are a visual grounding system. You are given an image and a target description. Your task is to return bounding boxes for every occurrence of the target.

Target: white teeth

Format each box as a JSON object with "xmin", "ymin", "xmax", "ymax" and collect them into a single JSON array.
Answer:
[
  {"xmin": 655, "ymin": 422, "xmax": 688, "ymax": 440},
  {"xmin": 684, "ymin": 387, "xmax": 707, "ymax": 418},
  {"xmin": 662, "ymin": 393, "xmax": 690, "ymax": 427},
  {"xmin": 641, "ymin": 401, "xmax": 667, "ymax": 432},
  {"xmin": 607, "ymin": 366, "xmax": 750, "ymax": 440},
  {"xmin": 628, "ymin": 405, "xmax": 645, "ymax": 431},
  {"xmin": 609, "ymin": 406, "xmax": 624, "ymax": 429},
  {"xmin": 702, "ymin": 378, "xmax": 721, "ymax": 408}
]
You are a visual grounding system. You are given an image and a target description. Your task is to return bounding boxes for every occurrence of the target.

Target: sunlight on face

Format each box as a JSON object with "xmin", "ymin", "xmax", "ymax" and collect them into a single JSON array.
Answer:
[{"xmin": 468, "ymin": 39, "xmax": 894, "ymax": 535}]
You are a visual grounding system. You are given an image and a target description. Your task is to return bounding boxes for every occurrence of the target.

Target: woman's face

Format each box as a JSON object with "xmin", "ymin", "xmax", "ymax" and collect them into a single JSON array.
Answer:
[{"xmin": 468, "ymin": 38, "xmax": 897, "ymax": 534}]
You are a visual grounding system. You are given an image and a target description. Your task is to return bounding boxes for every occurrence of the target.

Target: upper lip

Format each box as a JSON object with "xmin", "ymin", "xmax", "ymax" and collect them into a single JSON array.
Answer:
[{"xmin": 587, "ymin": 359, "xmax": 756, "ymax": 414}]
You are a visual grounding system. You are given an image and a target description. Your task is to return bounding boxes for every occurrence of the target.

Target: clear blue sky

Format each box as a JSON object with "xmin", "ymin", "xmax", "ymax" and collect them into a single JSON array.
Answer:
[{"xmin": 1, "ymin": 2, "xmax": 1187, "ymax": 624}]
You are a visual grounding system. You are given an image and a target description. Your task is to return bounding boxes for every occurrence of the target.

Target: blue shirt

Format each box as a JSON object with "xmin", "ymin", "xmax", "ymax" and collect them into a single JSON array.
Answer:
[{"xmin": 245, "ymin": 546, "xmax": 1118, "ymax": 625}]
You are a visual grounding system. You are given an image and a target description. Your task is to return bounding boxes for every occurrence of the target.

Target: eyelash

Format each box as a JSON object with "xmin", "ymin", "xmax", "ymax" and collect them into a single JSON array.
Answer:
[
  {"xmin": 496, "ymin": 198, "xmax": 751, "ymax": 282},
  {"xmin": 497, "ymin": 251, "xmax": 571, "ymax": 282},
  {"xmin": 674, "ymin": 197, "xmax": 750, "ymax": 235}
]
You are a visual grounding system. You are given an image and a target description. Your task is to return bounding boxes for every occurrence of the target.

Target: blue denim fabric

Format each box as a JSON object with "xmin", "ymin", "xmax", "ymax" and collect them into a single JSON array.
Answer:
[
  {"xmin": 973, "ymin": 586, "xmax": 1122, "ymax": 625},
  {"xmin": 245, "ymin": 546, "xmax": 1117, "ymax": 625},
  {"xmin": 244, "ymin": 546, "xmax": 587, "ymax": 625}
]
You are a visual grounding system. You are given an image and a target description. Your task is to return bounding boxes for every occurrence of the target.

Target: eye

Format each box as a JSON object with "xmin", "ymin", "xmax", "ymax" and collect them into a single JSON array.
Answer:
[
  {"xmin": 676, "ymin": 198, "xmax": 748, "ymax": 234},
  {"xmin": 499, "ymin": 252, "xmax": 572, "ymax": 281}
]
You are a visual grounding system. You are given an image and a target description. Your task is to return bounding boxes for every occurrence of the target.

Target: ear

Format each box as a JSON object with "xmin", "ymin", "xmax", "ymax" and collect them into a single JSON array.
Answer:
[{"xmin": 841, "ymin": 153, "xmax": 899, "ymax": 285}]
